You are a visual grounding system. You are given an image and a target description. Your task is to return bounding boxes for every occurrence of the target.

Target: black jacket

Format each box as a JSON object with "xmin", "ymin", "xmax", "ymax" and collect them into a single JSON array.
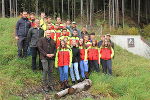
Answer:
[
  {"xmin": 16, "ymin": 18, "xmax": 31, "ymax": 37},
  {"xmin": 37, "ymin": 37, "xmax": 56, "ymax": 60},
  {"xmin": 27, "ymin": 27, "xmax": 44, "ymax": 47},
  {"xmin": 72, "ymin": 46, "xmax": 80, "ymax": 63}
]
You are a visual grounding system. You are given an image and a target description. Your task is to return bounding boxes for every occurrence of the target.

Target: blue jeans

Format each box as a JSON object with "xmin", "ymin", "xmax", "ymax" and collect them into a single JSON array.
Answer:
[
  {"xmin": 59, "ymin": 66, "xmax": 69, "ymax": 82},
  {"xmin": 70, "ymin": 62, "xmax": 80, "ymax": 81},
  {"xmin": 101, "ymin": 59, "xmax": 112, "ymax": 75},
  {"xmin": 79, "ymin": 60, "xmax": 88, "ymax": 78}
]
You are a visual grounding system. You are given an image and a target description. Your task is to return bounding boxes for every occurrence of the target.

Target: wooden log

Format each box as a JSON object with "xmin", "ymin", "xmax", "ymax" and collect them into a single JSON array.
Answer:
[
  {"xmin": 54, "ymin": 88, "xmax": 69, "ymax": 99},
  {"xmin": 68, "ymin": 79, "xmax": 92, "ymax": 94},
  {"xmin": 54, "ymin": 79, "xmax": 92, "ymax": 99}
]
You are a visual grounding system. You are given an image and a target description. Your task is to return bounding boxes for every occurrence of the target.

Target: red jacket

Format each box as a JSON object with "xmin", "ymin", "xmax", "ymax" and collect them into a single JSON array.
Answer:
[
  {"xmin": 79, "ymin": 46, "xmax": 88, "ymax": 61},
  {"xmin": 88, "ymin": 47, "xmax": 99, "ymax": 60},
  {"xmin": 100, "ymin": 47, "xmax": 114, "ymax": 60},
  {"xmin": 55, "ymin": 48, "xmax": 72, "ymax": 67}
]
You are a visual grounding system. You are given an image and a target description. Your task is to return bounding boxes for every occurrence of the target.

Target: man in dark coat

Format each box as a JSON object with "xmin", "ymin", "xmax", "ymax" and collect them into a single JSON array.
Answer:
[
  {"xmin": 37, "ymin": 30, "xmax": 56, "ymax": 92},
  {"xmin": 15, "ymin": 11, "xmax": 31, "ymax": 58},
  {"xmin": 27, "ymin": 19, "xmax": 44, "ymax": 71}
]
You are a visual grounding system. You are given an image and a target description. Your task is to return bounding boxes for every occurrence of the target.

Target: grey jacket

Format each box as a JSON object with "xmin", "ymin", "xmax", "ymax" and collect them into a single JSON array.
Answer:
[
  {"xmin": 16, "ymin": 18, "xmax": 31, "ymax": 37},
  {"xmin": 27, "ymin": 27, "xmax": 44, "ymax": 47}
]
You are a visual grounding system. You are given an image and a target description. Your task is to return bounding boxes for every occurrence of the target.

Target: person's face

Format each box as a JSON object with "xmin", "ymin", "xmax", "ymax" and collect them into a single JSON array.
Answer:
[
  {"xmin": 57, "ymin": 18, "xmax": 61, "ymax": 23},
  {"xmin": 22, "ymin": 12, "xmax": 28, "ymax": 18},
  {"xmin": 41, "ymin": 13, "xmax": 45, "ymax": 18},
  {"xmin": 106, "ymin": 36, "xmax": 111, "ymax": 40},
  {"xmin": 84, "ymin": 36, "xmax": 89, "ymax": 41},
  {"xmin": 61, "ymin": 41, "xmax": 65, "ymax": 47},
  {"xmin": 30, "ymin": 15, "xmax": 35, "ymax": 20},
  {"xmin": 82, "ymin": 27, "xmax": 87, "ymax": 32},
  {"xmin": 46, "ymin": 31, "xmax": 51, "ymax": 38},
  {"xmin": 104, "ymin": 40, "xmax": 108, "ymax": 47},
  {"xmin": 73, "ymin": 31, "xmax": 78, "ymax": 36},
  {"xmin": 47, "ymin": 24, "xmax": 51, "ymax": 29},
  {"xmin": 90, "ymin": 35, "xmax": 95, "ymax": 40},
  {"xmin": 35, "ymin": 20, "xmax": 40, "ymax": 27},
  {"xmin": 79, "ymin": 39, "xmax": 83, "ymax": 45},
  {"xmin": 92, "ymin": 41, "xmax": 96, "ymax": 46},
  {"xmin": 44, "ymin": 18, "xmax": 47, "ymax": 22},
  {"xmin": 72, "ymin": 24, "xmax": 76, "ymax": 27},
  {"xmin": 47, "ymin": 18, "xmax": 51, "ymax": 22},
  {"xmin": 66, "ymin": 21, "xmax": 71, "ymax": 25},
  {"xmin": 55, "ymin": 24, "xmax": 60, "ymax": 29},
  {"xmin": 62, "ymin": 30, "xmax": 67, "ymax": 35},
  {"xmin": 64, "ymin": 38, "xmax": 68, "ymax": 42},
  {"xmin": 101, "ymin": 36, "xmax": 105, "ymax": 41},
  {"xmin": 72, "ymin": 40, "xmax": 76, "ymax": 46}
]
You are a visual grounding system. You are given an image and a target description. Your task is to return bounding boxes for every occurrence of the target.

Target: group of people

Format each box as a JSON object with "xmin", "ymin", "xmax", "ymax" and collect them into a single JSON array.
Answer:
[{"xmin": 15, "ymin": 11, "xmax": 114, "ymax": 92}]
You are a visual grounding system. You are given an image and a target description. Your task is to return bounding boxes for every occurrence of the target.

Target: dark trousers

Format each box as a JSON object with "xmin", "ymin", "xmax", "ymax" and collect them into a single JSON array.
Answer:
[
  {"xmin": 41, "ymin": 59, "xmax": 54, "ymax": 86},
  {"xmin": 17, "ymin": 37, "xmax": 28, "ymax": 58},
  {"xmin": 89, "ymin": 60, "xmax": 100, "ymax": 73},
  {"xmin": 101, "ymin": 59, "xmax": 112, "ymax": 75},
  {"xmin": 31, "ymin": 47, "xmax": 42, "ymax": 70}
]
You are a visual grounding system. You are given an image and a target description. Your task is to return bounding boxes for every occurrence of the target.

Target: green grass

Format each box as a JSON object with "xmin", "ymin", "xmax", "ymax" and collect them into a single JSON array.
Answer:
[{"xmin": 0, "ymin": 18, "xmax": 150, "ymax": 100}]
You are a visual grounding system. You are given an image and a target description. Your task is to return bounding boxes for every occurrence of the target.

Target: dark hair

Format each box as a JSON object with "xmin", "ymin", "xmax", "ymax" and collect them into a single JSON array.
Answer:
[
  {"xmin": 92, "ymin": 40, "xmax": 98, "ymax": 47},
  {"xmin": 62, "ymin": 28, "xmax": 67, "ymax": 31},
  {"xmin": 73, "ymin": 29, "xmax": 78, "ymax": 32},
  {"xmin": 59, "ymin": 40, "xmax": 68, "ymax": 50},
  {"xmin": 101, "ymin": 39, "xmax": 111, "ymax": 49},
  {"xmin": 90, "ymin": 32, "xmax": 95, "ymax": 35},
  {"xmin": 30, "ymin": 12, "xmax": 35, "ymax": 15}
]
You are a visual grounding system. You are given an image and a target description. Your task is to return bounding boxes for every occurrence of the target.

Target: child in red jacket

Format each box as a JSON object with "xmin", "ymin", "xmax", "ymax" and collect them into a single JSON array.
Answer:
[
  {"xmin": 100, "ymin": 39, "xmax": 114, "ymax": 75},
  {"xmin": 79, "ymin": 38, "xmax": 89, "ymax": 80},
  {"xmin": 55, "ymin": 40, "xmax": 72, "ymax": 89},
  {"xmin": 88, "ymin": 40, "xmax": 100, "ymax": 73}
]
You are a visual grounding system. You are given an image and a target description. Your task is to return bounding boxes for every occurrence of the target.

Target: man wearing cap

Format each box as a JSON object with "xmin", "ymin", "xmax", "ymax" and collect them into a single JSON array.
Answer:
[
  {"xmin": 27, "ymin": 19, "xmax": 44, "ymax": 71},
  {"xmin": 37, "ymin": 30, "xmax": 56, "ymax": 92},
  {"xmin": 106, "ymin": 34, "xmax": 114, "ymax": 49},
  {"xmin": 68, "ymin": 21, "xmax": 81, "ymax": 37}
]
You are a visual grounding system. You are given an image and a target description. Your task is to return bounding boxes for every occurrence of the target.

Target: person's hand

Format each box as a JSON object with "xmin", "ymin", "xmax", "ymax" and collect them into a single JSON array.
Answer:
[
  {"xmin": 46, "ymin": 54, "xmax": 51, "ymax": 58},
  {"xmin": 49, "ymin": 54, "xmax": 54, "ymax": 57},
  {"xmin": 15, "ymin": 36, "xmax": 19, "ymax": 40},
  {"xmin": 46, "ymin": 54, "xmax": 54, "ymax": 58}
]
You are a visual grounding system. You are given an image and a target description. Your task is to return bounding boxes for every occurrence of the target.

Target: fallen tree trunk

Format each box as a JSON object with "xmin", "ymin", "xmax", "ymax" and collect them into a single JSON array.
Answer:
[
  {"xmin": 68, "ymin": 79, "xmax": 92, "ymax": 94},
  {"xmin": 54, "ymin": 88, "xmax": 69, "ymax": 99},
  {"xmin": 54, "ymin": 79, "xmax": 92, "ymax": 99}
]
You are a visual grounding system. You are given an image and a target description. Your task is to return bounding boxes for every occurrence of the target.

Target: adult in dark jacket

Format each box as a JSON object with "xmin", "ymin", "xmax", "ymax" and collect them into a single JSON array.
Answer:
[
  {"xmin": 15, "ymin": 11, "xmax": 31, "ymax": 58},
  {"xmin": 37, "ymin": 30, "xmax": 56, "ymax": 92},
  {"xmin": 98, "ymin": 35, "xmax": 105, "ymax": 48},
  {"xmin": 70, "ymin": 40, "xmax": 81, "ymax": 84},
  {"xmin": 27, "ymin": 19, "xmax": 44, "ymax": 70}
]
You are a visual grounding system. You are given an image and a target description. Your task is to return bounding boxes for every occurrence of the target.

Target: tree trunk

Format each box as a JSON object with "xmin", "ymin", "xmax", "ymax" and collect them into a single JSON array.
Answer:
[
  {"xmin": 9, "ymin": 0, "xmax": 12, "ymax": 17},
  {"xmin": 131, "ymin": 0, "xmax": 133, "ymax": 18},
  {"xmin": 15, "ymin": 0, "xmax": 17, "ymax": 17},
  {"xmin": 112, "ymin": 0, "xmax": 115, "ymax": 28},
  {"xmin": 72, "ymin": 0, "xmax": 74, "ymax": 21},
  {"xmin": 61, "ymin": 0, "xmax": 63, "ymax": 20},
  {"xmin": 68, "ymin": 79, "xmax": 92, "ymax": 94},
  {"xmin": 138, "ymin": 0, "xmax": 140, "ymax": 25},
  {"xmin": 81, "ymin": 0, "xmax": 83, "ymax": 25},
  {"xmin": 68, "ymin": 0, "xmax": 70, "ymax": 19},
  {"xmin": 35, "ymin": 0, "xmax": 38, "ymax": 16},
  {"xmin": 74, "ymin": 0, "xmax": 76, "ymax": 21},
  {"xmin": 103, "ymin": 0, "xmax": 106, "ymax": 21},
  {"xmin": 86, "ymin": 0, "xmax": 89, "ymax": 25},
  {"xmin": 2, "ymin": 0, "xmax": 5, "ymax": 18},
  {"xmin": 109, "ymin": 0, "xmax": 112, "ymax": 31},
  {"xmin": 122, "ymin": 0, "xmax": 125, "ymax": 28},
  {"xmin": 90, "ymin": 0, "xmax": 93, "ymax": 26}
]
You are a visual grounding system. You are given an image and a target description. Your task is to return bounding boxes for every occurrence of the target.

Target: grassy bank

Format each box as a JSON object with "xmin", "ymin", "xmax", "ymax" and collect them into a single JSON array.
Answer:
[{"xmin": 0, "ymin": 18, "xmax": 150, "ymax": 100}]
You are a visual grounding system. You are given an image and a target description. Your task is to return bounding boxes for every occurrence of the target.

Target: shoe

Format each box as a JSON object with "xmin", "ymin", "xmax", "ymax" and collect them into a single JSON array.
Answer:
[
  {"xmin": 64, "ymin": 80, "xmax": 70, "ymax": 88},
  {"xmin": 85, "ymin": 72, "xmax": 89, "ymax": 79},
  {"xmin": 72, "ymin": 81, "xmax": 76, "ymax": 85},
  {"xmin": 77, "ymin": 79, "xmax": 82, "ymax": 83},
  {"xmin": 60, "ymin": 82, "xmax": 65, "ymax": 90}
]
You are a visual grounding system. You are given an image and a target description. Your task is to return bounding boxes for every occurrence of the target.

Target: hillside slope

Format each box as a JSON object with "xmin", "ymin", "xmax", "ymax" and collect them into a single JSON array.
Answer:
[{"xmin": 0, "ymin": 18, "xmax": 150, "ymax": 100}]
